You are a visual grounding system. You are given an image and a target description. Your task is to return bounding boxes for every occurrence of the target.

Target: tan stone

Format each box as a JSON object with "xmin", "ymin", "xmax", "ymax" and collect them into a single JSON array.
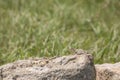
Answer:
[
  {"xmin": 0, "ymin": 49, "xmax": 96, "ymax": 80},
  {"xmin": 96, "ymin": 62, "xmax": 120, "ymax": 80}
]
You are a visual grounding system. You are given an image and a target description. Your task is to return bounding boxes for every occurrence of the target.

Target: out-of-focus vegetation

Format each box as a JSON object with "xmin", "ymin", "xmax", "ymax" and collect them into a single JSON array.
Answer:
[{"xmin": 0, "ymin": 0, "xmax": 120, "ymax": 65}]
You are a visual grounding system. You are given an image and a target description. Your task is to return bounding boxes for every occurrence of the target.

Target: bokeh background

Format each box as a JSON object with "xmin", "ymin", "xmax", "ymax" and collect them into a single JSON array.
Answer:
[{"xmin": 0, "ymin": 0, "xmax": 120, "ymax": 65}]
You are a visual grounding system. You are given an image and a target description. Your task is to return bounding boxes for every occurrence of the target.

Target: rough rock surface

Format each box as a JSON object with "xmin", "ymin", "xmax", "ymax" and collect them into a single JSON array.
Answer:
[
  {"xmin": 0, "ymin": 49, "xmax": 96, "ymax": 80},
  {"xmin": 95, "ymin": 62, "xmax": 120, "ymax": 80}
]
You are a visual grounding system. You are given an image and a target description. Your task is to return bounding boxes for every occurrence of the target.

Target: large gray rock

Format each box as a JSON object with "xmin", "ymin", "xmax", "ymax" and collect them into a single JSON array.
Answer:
[
  {"xmin": 0, "ymin": 49, "xmax": 96, "ymax": 80},
  {"xmin": 95, "ymin": 62, "xmax": 120, "ymax": 80}
]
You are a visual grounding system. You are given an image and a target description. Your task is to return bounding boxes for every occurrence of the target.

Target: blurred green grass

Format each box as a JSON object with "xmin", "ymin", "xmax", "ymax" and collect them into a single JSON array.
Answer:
[{"xmin": 0, "ymin": 0, "xmax": 120, "ymax": 65}]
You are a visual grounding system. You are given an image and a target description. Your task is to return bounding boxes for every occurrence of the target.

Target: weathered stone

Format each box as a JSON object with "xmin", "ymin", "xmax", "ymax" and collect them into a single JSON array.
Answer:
[
  {"xmin": 95, "ymin": 62, "xmax": 120, "ymax": 80},
  {"xmin": 0, "ymin": 49, "xmax": 96, "ymax": 80}
]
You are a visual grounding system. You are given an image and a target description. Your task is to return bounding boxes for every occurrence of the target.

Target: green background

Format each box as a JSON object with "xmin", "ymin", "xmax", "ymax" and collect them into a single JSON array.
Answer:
[{"xmin": 0, "ymin": 0, "xmax": 120, "ymax": 65}]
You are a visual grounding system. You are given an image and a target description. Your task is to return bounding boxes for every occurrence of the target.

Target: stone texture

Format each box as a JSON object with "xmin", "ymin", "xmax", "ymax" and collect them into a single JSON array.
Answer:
[
  {"xmin": 95, "ymin": 62, "xmax": 120, "ymax": 80},
  {"xmin": 0, "ymin": 49, "xmax": 96, "ymax": 80}
]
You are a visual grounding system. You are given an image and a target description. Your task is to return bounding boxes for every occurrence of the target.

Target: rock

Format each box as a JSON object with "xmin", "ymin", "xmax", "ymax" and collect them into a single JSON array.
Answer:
[
  {"xmin": 0, "ymin": 49, "xmax": 96, "ymax": 80},
  {"xmin": 95, "ymin": 62, "xmax": 120, "ymax": 80}
]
